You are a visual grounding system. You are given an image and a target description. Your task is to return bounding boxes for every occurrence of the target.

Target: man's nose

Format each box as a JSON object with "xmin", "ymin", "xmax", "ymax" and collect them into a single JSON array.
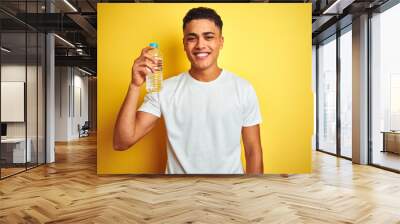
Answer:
[{"xmin": 195, "ymin": 37, "xmax": 206, "ymax": 49}]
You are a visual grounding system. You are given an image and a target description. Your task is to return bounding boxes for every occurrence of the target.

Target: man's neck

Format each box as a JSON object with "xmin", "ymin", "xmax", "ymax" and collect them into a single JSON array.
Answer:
[{"xmin": 189, "ymin": 65, "xmax": 222, "ymax": 82}]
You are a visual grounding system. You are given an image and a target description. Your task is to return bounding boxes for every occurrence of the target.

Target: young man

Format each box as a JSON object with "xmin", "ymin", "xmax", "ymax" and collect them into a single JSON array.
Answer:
[{"xmin": 113, "ymin": 7, "xmax": 263, "ymax": 174}]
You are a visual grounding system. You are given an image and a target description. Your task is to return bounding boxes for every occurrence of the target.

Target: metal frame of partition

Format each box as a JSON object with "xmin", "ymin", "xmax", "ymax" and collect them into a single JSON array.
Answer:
[
  {"xmin": 336, "ymin": 28, "xmax": 341, "ymax": 159},
  {"xmin": 0, "ymin": 0, "xmax": 47, "ymax": 180},
  {"xmin": 0, "ymin": 21, "xmax": 2, "ymax": 179}
]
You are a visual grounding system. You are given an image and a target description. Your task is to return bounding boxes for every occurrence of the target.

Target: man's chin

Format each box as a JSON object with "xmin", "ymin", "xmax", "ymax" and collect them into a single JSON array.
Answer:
[{"xmin": 190, "ymin": 63, "xmax": 211, "ymax": 71}]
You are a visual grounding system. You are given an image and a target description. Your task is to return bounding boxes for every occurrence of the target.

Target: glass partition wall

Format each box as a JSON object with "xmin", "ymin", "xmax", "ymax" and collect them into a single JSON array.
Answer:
[
  {"xmin": 370, "ymin": 2, "xmax": 400, "ymax": 172},
  {"xmin": 339, "ymin": 27, "xmax": 352, "ymax": 159},
  {"xmin": 316, "ymin": 0, "xmax": 400, "ymax": 173},
  {"xmin": 317, "ymin": 35, "xmax": 337, "ymax": 155},
  {"xmin": 0, "ymin": 1, "xmax": 46, "ymax": 179},
  {"xmin": 316, "ymin": 26, "xmax": 353, "ymax": 159}
]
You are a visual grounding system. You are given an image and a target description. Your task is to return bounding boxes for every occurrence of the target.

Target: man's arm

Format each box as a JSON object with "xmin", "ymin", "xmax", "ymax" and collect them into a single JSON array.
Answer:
[
  {"xmin": 113, "ymin": 47, "xmax": 161, "ymax": 150},
  {"xmin": 113, "ymin": 84, "xmax": 159, "ymax": 150},
  {"xmin": 242, "ymin": 124, "xmax": 263, "ymax": 174}
]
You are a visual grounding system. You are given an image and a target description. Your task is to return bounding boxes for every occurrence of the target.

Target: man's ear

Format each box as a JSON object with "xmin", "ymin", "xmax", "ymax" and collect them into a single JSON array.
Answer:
[{"xmin": 220, "ymin": 36, "xmax": 224, "ymax": 49}]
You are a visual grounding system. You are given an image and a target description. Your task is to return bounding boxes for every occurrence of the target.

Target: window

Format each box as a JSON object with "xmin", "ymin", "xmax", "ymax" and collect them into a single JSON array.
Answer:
[
  {"xmin": 371, "ymin": 2, "xmax": 400, "ymax": 171},
  {"xmin": 339, "ymin": 28, "xmax": 352, "ymax": 158},
  {"xmin": 317, "ymin": 36, "xmax": 337, "ymax": 154}
]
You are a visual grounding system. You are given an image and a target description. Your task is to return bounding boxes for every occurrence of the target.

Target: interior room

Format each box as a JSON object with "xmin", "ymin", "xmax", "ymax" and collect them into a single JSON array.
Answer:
[{"xmin": 0, "ymin": 0, "xmax": 399, "ymax": 223}]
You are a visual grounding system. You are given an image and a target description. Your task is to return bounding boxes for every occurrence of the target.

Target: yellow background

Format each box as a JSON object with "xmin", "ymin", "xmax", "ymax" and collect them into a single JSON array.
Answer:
[{"xmin": 97, "ymin": 3, "xmax": 312, "ymax": 174}]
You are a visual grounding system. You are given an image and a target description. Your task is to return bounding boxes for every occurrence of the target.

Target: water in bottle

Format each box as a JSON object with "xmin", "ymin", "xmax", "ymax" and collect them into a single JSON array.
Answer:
[{"xmin": 146, "ymin": 42, "xmax": 163, "ymax": 93}]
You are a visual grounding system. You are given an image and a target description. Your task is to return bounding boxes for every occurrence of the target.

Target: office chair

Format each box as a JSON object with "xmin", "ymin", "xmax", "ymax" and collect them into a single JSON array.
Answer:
[{"xmin": 79, "ymin": 121, "xmax": 90, "ymax": 138}]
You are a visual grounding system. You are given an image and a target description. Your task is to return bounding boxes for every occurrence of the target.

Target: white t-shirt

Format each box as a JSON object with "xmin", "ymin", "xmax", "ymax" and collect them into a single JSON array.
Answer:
[{"xmin": 138, "ymin": 69, "xmax": 262, "ymax": 174}]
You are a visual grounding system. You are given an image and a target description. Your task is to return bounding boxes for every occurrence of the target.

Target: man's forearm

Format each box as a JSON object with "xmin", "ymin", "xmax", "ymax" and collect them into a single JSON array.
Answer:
[
  {"xmin": 113, "ymin": 84, "xmax": 141, "ymax": 149},
  {"xmin": 245, "ymin": 149, "xmax": 264, "ymax": 174}
]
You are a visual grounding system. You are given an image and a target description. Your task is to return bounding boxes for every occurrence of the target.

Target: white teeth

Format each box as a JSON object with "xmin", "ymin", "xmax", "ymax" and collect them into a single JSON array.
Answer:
[{"xmin": 195, "ymin": 53, "xmax": 209, "ymax": 58}]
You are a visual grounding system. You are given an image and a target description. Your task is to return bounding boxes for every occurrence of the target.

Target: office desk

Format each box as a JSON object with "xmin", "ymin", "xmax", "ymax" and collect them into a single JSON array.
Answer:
[
  {"xmin": 381, "ymin": 131, "xmax": 400, "ymax": 154},
  {"xmin": 1, "ymin": 138, "xmax": 31, "ymax": 163}
]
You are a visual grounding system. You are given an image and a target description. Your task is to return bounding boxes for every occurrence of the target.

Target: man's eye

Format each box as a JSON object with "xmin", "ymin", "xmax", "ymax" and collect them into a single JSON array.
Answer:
[
  {"xmin": 186, "ymin": 37, "xmax": 195, "ymax": 41},
  {"xmin": 205, "ymin": 36, "xmax": 214, "ymax": 40}
]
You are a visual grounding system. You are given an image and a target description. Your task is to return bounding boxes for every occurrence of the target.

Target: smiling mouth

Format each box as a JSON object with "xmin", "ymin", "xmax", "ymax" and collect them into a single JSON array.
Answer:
[{"xmin": 193, "ymin": 52, "xmax": 210, "ymax": 59}]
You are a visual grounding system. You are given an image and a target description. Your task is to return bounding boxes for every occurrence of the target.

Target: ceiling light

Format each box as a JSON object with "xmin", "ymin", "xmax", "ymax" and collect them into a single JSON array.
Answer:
[
  {"xmin": 63, "ymin": 0, "xmax": 78, "ymax": 12},
  {"xmin": 54, "ymin": 34, "xmax": 75, "ymax": 48},
  {"xmin": 1, "ymin": 47, "xmax": 11, "ymax": 53},
  {"xmin": 78, "ymin": 67, "xmax": 93, "ymax": 76},
  {"xmin": 322, "ymin": 0, "xmax": 355, "ymax": 15}
]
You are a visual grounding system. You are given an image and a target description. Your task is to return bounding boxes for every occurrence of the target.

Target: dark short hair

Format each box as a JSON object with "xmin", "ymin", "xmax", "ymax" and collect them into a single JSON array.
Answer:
[{"xmin": 183, "ymin": 7, "xmax": 223, "ymax": 32}]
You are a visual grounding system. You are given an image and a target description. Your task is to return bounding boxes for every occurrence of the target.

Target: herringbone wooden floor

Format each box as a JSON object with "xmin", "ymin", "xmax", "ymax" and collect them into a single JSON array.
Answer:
[{"xmin": 1, "ymin": 135, "xmax": 400, "ymax": 224}]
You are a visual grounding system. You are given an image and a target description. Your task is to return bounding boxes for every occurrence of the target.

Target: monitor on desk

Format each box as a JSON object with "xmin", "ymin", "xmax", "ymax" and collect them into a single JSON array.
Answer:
[{"xmin": 1, "ymin": 123, "xmax": 7, "ymax": 138}]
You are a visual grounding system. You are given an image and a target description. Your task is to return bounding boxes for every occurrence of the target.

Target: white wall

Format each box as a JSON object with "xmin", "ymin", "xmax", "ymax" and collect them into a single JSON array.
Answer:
[
  {"xmin": 55, "ymin": 66, "xmax": 69, "ymax": 141},
  {"xmin": 88, "ymin": 77, "xmax": 97, "ymax": 131},
  {"xmin": 54, "ymin": 67, "xmax": 89, "ymax": 141},
  {"xmin": 46, "ymin": 33, "xmax": 55, "ymax": 163},
  {"xmin": 73, "ymin": 72, "xmax": 89, "ymax": 138},
  {"xmin": 1, "ymin": 65, "xmax": 38, "ymax": 138}
]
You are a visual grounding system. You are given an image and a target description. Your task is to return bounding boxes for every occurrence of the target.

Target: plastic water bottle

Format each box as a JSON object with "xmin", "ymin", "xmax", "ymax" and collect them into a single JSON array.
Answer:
[{"xmin": 146, "ymin": 42, "xmax": 163, "ymax": 93}]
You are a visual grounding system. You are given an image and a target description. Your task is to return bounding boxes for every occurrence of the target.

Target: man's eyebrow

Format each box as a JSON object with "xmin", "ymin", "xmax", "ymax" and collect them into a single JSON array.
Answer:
[
  {"xmin": 186, "ymin": 33, "xmax": 198, "ymax": 37},
  {"xmin": 185, "ymin": 32, "xmax": 216, "ymax": 37},
  {"xmin": 203, "ymin": 32, "xmax": 215, "ymax": 35}
]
